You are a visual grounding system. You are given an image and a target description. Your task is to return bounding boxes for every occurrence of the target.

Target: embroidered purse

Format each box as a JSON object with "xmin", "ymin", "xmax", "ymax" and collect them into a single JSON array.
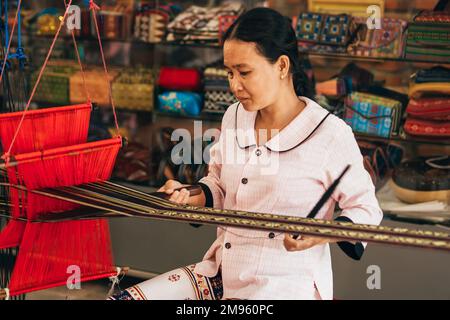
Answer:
[
  {"xmin": 344, "ymin": 92, "xmax": 403, "ymax": 138},
  {"xmin": 347, "ymin": 17, "xmax": 407, "ymax": 58},
  {"xmin": 157, "ymin": 91, "xmax": 203, "ymax": 116}
]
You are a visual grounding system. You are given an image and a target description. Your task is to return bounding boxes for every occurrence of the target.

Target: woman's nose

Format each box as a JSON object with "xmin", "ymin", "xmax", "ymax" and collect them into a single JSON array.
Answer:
[{"xmin": 229, "ymin": 78, "xmax": 243, "ymax": 93}]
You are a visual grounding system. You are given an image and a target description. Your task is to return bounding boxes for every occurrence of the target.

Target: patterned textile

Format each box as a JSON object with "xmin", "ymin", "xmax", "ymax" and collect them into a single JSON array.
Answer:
[
  {"xmin": 203, "ymin": 67, "xmax": 236, "ymax": 114},
  {"xmin": 405, "ymin": 11, "xmax": 450, "ymax": 61},
  {"xmin": 406, "ymin": 98, "xmax": 450, "ymax": 120},
  {"xmin": 134, "ymin": 11, "xmax": 169, "ymax": 43},
  {"xmin": 348, "ymin": 17, "xmax": 407, "ymax": 58},
  {"xmin": 344, "ymin": 92, "xmax": 403, "ymax": 138},
  {"xmin": 204, "ymin": 91, "xmax": 237, "ymax": 114},
  {"xmin": 166, "ymin": 3, "xmax": 244, "ymax": 43},
  {"xmin": 414, "ymin": 11, "xmax": 450, "ymax": 23},
  {"xmin": 108, "ymin": 264, "xmax": 223, "ymax": 300},
  {"xmin": 134, "ymin": 3, "xmax": 181, "ymax": 43},
  {"xmin": 404, "ymin": 117, "xmax": 450, "ymax": 137},
  {"xmin": 295, "ymin": 13, "xmax": 353, "ymax": 48}
]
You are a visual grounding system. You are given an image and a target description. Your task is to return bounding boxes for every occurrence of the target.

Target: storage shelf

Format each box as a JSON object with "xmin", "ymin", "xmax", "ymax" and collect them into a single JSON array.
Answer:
[{"xmin": 21, "ymin": 35, "xmax": 450, "ymax": 65}]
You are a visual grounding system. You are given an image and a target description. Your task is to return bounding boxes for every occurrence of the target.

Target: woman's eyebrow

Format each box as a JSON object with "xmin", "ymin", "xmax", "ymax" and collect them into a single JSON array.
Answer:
[{"xmin": 223, "ymin": 63, "xmax": 250, "ymax": 69}]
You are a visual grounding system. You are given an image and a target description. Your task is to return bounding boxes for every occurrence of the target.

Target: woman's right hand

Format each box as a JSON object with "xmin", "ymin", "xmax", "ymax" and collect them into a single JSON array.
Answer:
[{"xmin": 157, "ymin": 179, "xmax": 191, "ymax": 205}]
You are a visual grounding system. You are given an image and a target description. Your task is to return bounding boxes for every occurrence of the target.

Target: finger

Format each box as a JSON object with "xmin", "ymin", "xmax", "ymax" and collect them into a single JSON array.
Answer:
[
  {"xmin": 169, "ymin": 190, "xmax": 180, "ymax": 202},
  {"xmin": 181, "ymin": 189, "xmax": 190, "ymax": 204},
  {"xmin": 174, "ymin": 189, "xmax": 189, "ymax": 204},
  {"xmin": 165, "ymin": 180, "xmax": 182, "ymax": 194},
  {"xmin": 284, "ymin": 234, "xmax": 314, "ymax": 251},
  {"xmin": 283, "ymin": 234, "xmax": 300, "ymax": 251},
  {"xmin": 175, "ymin": 189, "xmax": 188, "ymax": 203}
]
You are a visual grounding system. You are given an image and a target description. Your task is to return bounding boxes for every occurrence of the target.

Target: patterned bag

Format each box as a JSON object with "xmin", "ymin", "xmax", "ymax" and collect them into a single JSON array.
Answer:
[
  {"xmin": 347, "ymin": 17, "xmax": 407, "ymax": 58},
  {"xmin": 204, "ymin": 91, "xmax": 237, "ymax": 114},
  {"xmin": 344, "ymin": 92, "xmax": 403, "ymax": 138},
  {"xmin": 157, "ymin": 91, "xmax": 203, "ymax": 116},
  {"xmin": 166, "ymin": 3, "xmax": 244, "ymax": 43}
]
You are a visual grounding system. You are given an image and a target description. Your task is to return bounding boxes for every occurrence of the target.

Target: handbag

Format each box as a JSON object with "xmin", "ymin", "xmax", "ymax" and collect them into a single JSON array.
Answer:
[
  {"xmin": 295, "ymin": 12, "xmax": 354, "ymax": 46},
  {"xmin": 157, "ymin": 91, "xmax": 203, "ymax": 116},
  {"xmin": 344, "ymin": 92, "xmax": 403, "ymax": 138},
  {"xmin": 347, "ymin": 17, "xmax": 407, "ymax": 58},
  {"xmin": 158, "ymin": 67, "xmax": 202, "ymax": 91}
]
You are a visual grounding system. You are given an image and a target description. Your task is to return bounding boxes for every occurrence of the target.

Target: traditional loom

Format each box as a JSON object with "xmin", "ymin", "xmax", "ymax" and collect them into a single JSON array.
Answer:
[
  {"xmin": 0, "ymin": 0, "xmax": 29, "ymax": 300},
  {"xmin": 0, "ymin": 0, "xmax": 449, "ymax": 301}
]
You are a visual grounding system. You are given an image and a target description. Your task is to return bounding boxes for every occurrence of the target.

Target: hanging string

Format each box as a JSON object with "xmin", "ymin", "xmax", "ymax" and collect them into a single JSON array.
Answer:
[
  {"xmin": 107, "ymin": 267, "xmax": 121, "ymax": 297},
  {"xmin": 64, "ymin": 0, "xmax": 90, "ymax": 102},
  {"xmin": 89, "ymin": 0, "xmax": 120, "ymax": 136},
  {"xmin": 1, "ymin": 0, "xmax": 74, "ymax": 165},
  {"xmin": 0, "ymin": 0, "xmax": 22, "ymax": 85}
]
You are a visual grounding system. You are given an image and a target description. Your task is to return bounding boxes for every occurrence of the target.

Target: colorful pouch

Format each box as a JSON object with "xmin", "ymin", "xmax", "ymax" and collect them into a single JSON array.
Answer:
[
  {"xmin": 348, "ymin": 17, "xmax": 407, "ymax": 58},
  {"xmin": 158, "ymin": 91, "xmax": 203, "ymax": 116}
]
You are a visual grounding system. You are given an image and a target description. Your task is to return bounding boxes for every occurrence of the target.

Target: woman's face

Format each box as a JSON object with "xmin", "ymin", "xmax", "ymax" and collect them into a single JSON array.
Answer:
[{"xmin": 223, "ymin": 39, "xmax": 283, "ymax": 112}]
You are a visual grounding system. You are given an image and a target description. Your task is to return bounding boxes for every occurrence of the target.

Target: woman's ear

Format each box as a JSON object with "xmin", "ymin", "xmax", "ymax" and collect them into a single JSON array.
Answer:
[{"xmin": 277, "ymin": 55, "xmax": 290, "ymax": 80}]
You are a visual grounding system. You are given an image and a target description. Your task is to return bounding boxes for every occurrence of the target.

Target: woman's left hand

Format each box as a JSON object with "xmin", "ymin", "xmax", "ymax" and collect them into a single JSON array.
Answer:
[{"xmin": 283, "ymin": 234, "xmax": 337, "ymax": 251}]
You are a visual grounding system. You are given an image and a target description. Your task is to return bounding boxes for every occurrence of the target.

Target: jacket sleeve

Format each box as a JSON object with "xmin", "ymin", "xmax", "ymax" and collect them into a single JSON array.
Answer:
[{"xmin": 324, "ymin": 124, "xmax": 384, "ymax": 259}]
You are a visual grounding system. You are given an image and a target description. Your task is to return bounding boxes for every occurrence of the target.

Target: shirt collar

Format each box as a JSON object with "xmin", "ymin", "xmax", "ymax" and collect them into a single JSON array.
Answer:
[{"xmin": 234, "ymin": 97, "xmax": 330, "ymax": 152}]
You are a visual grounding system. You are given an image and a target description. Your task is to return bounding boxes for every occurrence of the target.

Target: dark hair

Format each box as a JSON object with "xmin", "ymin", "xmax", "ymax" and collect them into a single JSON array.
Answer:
[{"xmin": 223, "ymin": 7, "xmax": 314, "ymax": 99}]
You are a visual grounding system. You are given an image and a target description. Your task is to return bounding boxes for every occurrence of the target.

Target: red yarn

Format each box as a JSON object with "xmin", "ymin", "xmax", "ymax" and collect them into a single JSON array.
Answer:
[
  {"xmin": 6, "ymin": 137, "xmax": 121, "ymax": 296},
  {"xmin": 0, "ymin": 103, "xmax": 91, "ymax": 154},
  {"xmin": 0, "ymin": 103, "xmax": 91, "ymax": 249}
]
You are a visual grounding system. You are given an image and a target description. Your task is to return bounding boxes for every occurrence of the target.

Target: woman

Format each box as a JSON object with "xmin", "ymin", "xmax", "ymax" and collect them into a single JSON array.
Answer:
[{"xmin": 109, "ymin": 7, "xmax": 382, "ymax": 300}]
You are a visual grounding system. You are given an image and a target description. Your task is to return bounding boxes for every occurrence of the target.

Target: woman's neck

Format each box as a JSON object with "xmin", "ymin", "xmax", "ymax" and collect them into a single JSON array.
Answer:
[
  {"xmin": 254, "ymin": 89, "xmax": 306, "ymax": 146},
  {"xmin": 257, "ymin": 92, "xmax": 306, "ymax": 131}
]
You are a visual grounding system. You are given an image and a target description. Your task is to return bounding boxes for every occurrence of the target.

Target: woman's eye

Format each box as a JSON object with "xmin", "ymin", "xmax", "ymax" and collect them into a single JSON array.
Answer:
[
  {"xmin": 227, "ymin": 72, "xmax": 233, "ymax": 79},
  {"xmin": 240, "ymin": 71, "xmax": 250, "ymax": 77}
]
